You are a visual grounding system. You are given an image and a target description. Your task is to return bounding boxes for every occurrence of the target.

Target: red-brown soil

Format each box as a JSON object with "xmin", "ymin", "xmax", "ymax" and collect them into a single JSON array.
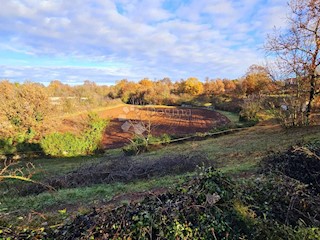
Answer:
[{"xmin": 59, "ymin": 105, "xmax": 230, "ymax": 149}]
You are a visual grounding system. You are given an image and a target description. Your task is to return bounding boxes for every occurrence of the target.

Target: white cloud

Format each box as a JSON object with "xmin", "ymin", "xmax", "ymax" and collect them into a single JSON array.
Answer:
[
  {"xmin": 0, "ymin": 0, "xmax": 289, "ymax": 83},
  {"xmin": 0, "ymin": 65, "xmax": 136, "ymax": 85}
]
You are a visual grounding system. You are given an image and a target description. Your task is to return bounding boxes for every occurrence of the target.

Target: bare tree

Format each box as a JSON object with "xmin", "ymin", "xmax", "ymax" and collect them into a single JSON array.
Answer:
[{"xmin": 265, "ymin": 0, "xmax": 320, "ymax": 125}]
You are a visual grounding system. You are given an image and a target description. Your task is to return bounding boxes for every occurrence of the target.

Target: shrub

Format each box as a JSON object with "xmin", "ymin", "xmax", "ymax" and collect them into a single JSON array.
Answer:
[
  {"xmin": 49, "ymin": 168, "xmax": 250, "ymax": 239},
  {"xmin": 5, "ymin": 167, "xmax": 320, "ymax": 239},
  {"xmin": 82, "ymin": 113, "xmax": 108, "ymax": 153},
  {"xmin": 212, "ymin": 96, "xmax": 243, "ymax": 113},
  {"xmin": 41, "ymin": 113, "xmax": 108, "ymax": 157},
  {"xmin": 0, "ymin": 138, "xmax": 15, "ymax": 155},
  {"xmin": 0, "ymin": 129, "xmax": 42, "ymax": 156},
  {"xmin": 123, "ymin": 134, "xmax": 171, "ymax": 155},
  {"xmin": 17, "ymin": 153, "xmax": 211, "ymax": 195},
  {"xmin": 40, "ymin": 132, "xmax": 85, "ymax": 157},
  {"xmin": 239, "ymin": 95, "xmax": 262, "ymax": 122},
  {"xmin": 267, "ymin": 96, "xmax": 309, "ymax": 127}
]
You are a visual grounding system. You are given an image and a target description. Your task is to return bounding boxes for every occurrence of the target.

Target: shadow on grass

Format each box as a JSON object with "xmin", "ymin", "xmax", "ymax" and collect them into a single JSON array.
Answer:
[{"xmin": 16, "ymin": 152, "xmax": 213, "ymax": 196}]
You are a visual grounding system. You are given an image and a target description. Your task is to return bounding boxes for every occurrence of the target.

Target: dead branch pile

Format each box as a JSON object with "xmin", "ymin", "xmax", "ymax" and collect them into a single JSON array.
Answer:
[
  {"xmin": 17, "ymin": 153, "xmax": 212, "ymax": 196},
  {"xmin": 260, "ymin": 142, "xmax": 320, "ymax": 193}
]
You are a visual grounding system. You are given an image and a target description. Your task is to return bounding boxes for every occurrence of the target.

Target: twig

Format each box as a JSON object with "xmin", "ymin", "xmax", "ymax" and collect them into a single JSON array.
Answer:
[{"xmin": 293, "ymin": 146, "xmax": 320, "ymax": 161}]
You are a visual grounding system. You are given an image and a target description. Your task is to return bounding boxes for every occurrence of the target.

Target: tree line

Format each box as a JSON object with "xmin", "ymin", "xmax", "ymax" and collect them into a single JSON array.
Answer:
[
  {"xmin": 0, "ymin": 59, "xmax": 319, "ymax": 147},
  {"xmin": 0, "ymin": 0, "xmax": 319, "ymax": 156}
]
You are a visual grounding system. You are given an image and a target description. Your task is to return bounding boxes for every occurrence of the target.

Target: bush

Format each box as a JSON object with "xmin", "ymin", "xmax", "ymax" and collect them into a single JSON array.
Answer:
[
  {"xmin": 239, "ymin": 95, "xmax": 262, "ymax": 122},
  {"xmin": 267, "ymin": 96, "xmax": 309, "ymax": 127},
  {"xmin": 0, "ymin": 129, "xmax": 42, "ymax": 156},
  {"xmin": 123, "ymin": 134, "xmax": 171, "ymax": 155},
  {"xmin": 239, "ymin": 174, "xmax": 320, "ymax": 227},
  {"xmin": 253, "ymin": 220, "xmax": 320, "ymax": 240},
  {"xmin": 5, "ymin": 167, "xmax": 320, "ymax": 239},
  {"xmin": 82, "ymin": 113, "xmax": 108, "ymax": 153},
  {"xmin": 0, "ymin": 138, "xmax": 15, "ymax": 155},
  {"xmin": 236, "ymin": 142, "xmax": 320, "ymax": 233},
  {"xmin": 212, "ymin": 96, "xmax": 243, "ymax": 113},
  {"xmin": 48, "ymin": 168, "xmax": 250, "ymax": 239},
  {"xmin": 41, "ymin": 113, "xmax": 108, "ymax": 157},
  {"xmin": 40, "ymin": 132, "xmax": 84, "ymax": 157}
]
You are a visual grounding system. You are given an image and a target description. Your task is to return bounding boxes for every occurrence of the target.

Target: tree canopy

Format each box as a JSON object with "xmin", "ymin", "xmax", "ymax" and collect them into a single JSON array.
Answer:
[{"xmin": 265, "ymin": 0, "xmax": 320, "ymax": 124}]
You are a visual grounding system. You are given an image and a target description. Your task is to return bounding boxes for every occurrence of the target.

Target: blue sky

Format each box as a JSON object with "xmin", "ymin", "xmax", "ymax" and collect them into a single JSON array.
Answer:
[{"xmin": 0, "ymin": 0, "xmax": 288, "ymax": 85}]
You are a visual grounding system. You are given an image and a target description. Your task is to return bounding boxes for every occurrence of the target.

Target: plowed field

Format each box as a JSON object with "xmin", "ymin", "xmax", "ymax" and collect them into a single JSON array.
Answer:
[{"xmin": 59, "ymin": 105, "xmax": 230, "ymax": 149}]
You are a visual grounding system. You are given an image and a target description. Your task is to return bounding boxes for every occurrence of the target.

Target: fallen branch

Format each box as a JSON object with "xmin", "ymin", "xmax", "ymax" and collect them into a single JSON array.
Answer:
[{"xmin": 0, "ymin": 159, "xmax": 56, "ymax": 192}]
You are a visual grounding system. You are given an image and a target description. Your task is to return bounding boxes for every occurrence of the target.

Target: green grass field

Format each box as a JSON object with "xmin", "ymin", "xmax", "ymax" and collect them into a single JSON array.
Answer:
[{"xmin": 1, "ymin": 111, "xmax": 320, "ymax": 228}]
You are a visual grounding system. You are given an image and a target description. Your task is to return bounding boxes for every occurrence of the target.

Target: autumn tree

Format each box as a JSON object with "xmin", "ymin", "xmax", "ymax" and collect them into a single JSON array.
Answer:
[
  {"xmin": 142, "ymin": 79, "xmax": 174, "ymax": 105},
  {"xmin": 74, "ymin": 80, "xmax": 109, "ymax": 106},
  {"xmin": 242, "ymin": 65, "xmax": 273, "ymax": 95},
  {"xmin": 111, "ymin": 79, "xmax": 139, "ymax": 103},
  {"xmin": 139, "ymin": 78, "xmax": 154, "ymax": 89},
  {"xmin": 265, "ymin": 0, "xmax": 320, "ymax": 124},
  {"xmin": 47, "ymin": 80, "xmax": 74, "ymax": 97},
  {"xmin": 179, "ymin": 77, "xmax": 204, "ymax": 95},
  {"xmin": 223, "ymin": 79, "xmax": 237, "ymax": 94},
  {"xmin": 204, "ymin": 79, "xmax": 226, "ymax": 96},
  {"xmin": 0, "ymin": 81, "xmax": 52, "ymax": 140},
  {"xmin": 136, "ymin": 78, "xmax": 154, "ymax": 104}
]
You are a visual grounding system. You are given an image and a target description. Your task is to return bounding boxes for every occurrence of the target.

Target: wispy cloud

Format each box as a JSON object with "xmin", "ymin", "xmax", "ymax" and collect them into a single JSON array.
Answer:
[{"xmin": 0, "ymin": 0, "xmax": 288, "ymax": 84}]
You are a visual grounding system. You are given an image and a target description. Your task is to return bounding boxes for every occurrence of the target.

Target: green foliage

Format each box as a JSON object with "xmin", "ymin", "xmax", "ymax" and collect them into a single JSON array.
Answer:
[
  {"xmin": 239, "ymin": 95, "xmax": 262, "ymax": 122},
  {"xmin": 47, "ymin": 168, "xmax": 250, "ymax": 239},
  {"xmin": 82, "ymin": 113, "xmax": 109, "ymax": 153},
  {"xmin": 0, "ymin": 138, "xmax": 15, "ymax": 155},
  {"xmin": 237, "ymin": 174, "xmax": 320, "ymax": 239},
  {"xmin": 41, "ymin": 113, "xmax": 108, "ymax": 157},
  {"xmin": 123, "ymin": 134, "xmax": 171, "ymax": 155},
  {"xmin": 235, "ymin": 143, "xmax": 320, "ymax": 238},
  {"xmin": 3, "ymin": 160, "xmax": 320, "ymax": 239},
  {"xmin": 260, "ymin": 143, "xmax": 320, "ymax": 192},
  {"xmin": 2, "ymin": 123, "xmax": 320, "ymax": 239},
  {"xmin": 253, "ymin": 220, "xmax": 320, "ymax": 240},
  {"xmin": 40, "ymin": 132, "xmax": 85, "ymax": 157},
  {"xmin": 0, "ymin": 129, "xmax": 41, "ymax": 155}
]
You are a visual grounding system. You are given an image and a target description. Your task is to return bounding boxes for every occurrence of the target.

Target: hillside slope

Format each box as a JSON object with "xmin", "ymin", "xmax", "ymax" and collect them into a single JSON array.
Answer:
[{"xmin": 1, "ymin": 123, "xmax": 320, "ymax": 239}]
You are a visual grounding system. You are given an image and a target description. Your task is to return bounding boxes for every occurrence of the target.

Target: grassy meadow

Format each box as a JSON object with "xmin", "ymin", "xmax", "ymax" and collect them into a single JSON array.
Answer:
[{"xmin": 2, "ymin": 109, "xmax": 320, "ymax": 232}]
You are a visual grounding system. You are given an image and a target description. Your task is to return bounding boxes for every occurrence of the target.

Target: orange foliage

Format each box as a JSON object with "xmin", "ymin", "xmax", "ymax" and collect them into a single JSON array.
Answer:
[
  {"xmin": 204, "ymin": 79, "xmax": 225, "ymax": 96},
  {"xmin": 179, "ymin": 77, "xmax": 204, "ymax": 95}
]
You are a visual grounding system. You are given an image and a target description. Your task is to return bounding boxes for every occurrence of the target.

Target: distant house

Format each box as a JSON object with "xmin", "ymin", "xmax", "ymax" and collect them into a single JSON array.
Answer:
[
  {"xmin": 49, "ymin": 96, "xmax": 88, "ymax": 105},
  {"xmin": 284, "ymin": 78, "xmax": 298, "ymax": 87},
  {"xmin": 49, "ymin": 97, "xmax": 61, "ymax": 105}
]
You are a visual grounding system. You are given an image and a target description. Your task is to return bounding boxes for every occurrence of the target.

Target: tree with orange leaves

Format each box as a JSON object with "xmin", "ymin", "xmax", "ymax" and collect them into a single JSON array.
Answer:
[{"xmin": 265, "ymin": 0, "xmax": 320, "ymax": 124}]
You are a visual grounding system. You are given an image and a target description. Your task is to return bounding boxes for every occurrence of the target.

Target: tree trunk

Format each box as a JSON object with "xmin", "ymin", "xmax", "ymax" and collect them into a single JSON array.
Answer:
[{"xmin": 306, "ymin": 75, "xmax": 316, "ymax": 125}]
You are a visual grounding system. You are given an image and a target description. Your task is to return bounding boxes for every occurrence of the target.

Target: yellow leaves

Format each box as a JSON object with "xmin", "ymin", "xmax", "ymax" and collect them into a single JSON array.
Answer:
[
  {"xmin": 58, "ymin": 208, "xmax": 67, "ymax": 214},
  {"xmin": 234, "ymin": 201, "xmax": 256, "ymax": 220},
  {"xmin": 0, "ymin": 81, "xmax": 51, "ymax": 138},
  {"xmin": 180, "ymin": 77, "xmax": 204, "ymax": 95},
  {"xmin": 139, "ymin": 78, "xmax": 153, "ymax": 88}
]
